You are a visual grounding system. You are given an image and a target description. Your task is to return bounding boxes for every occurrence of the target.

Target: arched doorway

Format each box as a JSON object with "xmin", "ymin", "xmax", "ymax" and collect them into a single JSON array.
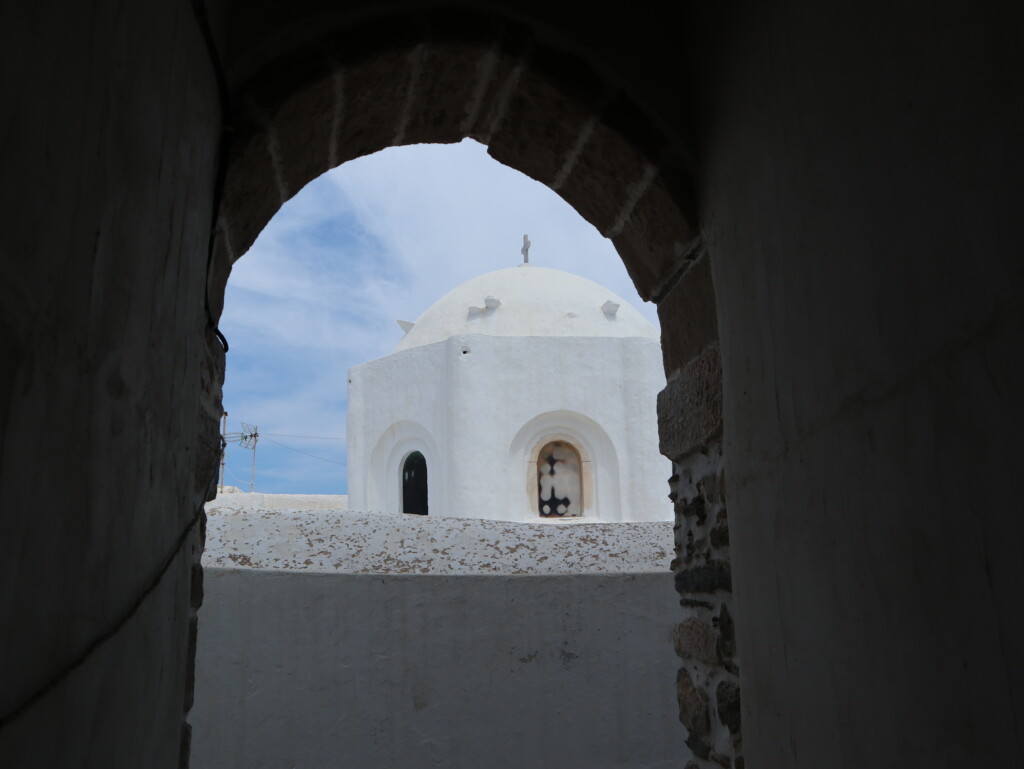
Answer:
[
  {"xmin": 537, "ymin": 441, "xmax": 583, "ymax": 518},
  {"xmin": 202, "ymin": 8, "xmax": 729, "ymax": 764},
  {"xmin": 401, "ymin": 451, "xmax": 428, "ymax": 516}
]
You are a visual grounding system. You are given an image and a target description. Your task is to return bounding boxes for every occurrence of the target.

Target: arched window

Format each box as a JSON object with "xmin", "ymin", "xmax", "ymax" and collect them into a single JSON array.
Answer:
[
  {"xmin": 537, "ymin": 441, "xmax": 583, "ymax": 518},
  {"xmin": 402, "ymin": 451, "xmax": 428, "ymax": 515}
]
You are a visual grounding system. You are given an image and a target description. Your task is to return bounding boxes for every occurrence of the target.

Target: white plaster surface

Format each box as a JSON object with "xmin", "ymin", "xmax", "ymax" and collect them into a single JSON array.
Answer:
[
  {"xmin": 209, "ymin": 490, "xmax": 348, "ymax": 511},
  {"xmin": 393, "ymin": 265, "xmax": 658, "ymax": 351},
  {"xmin": 348, "ymin": 334, "xmax": 671, "ymax": 522},
  {"xmin": 194, "ymin": 496, "xmax": 686, "ymax": 768},
  {"xmin": 203, "ymin": 499, "xmax": 673, "ymax": 574},
  {"xmin": 349, "ymin": 265, "xmax": 671, "ymax": 524},
  {"xmin": 191, "ymin": 569, "xmax": 688, "ymax": 769}
]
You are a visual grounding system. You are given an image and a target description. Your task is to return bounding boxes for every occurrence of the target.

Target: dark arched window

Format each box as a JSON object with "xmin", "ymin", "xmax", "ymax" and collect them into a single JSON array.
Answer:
[
  {"xmin": 537, "ymin": 441, "xmax": 583, "ymax": 517},
  {"xmin": 402, "ymin": 451, "xmax": 428, "ymax": 515}
]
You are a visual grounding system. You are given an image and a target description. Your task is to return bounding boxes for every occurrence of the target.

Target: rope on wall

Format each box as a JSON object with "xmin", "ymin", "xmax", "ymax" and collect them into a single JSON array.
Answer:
[{"xmin": 189, "ymin": 0, "xmax": 232, "ymax": 353}]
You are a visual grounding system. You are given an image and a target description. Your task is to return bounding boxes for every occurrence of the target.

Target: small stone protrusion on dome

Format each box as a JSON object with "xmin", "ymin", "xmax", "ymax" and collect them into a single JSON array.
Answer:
[
  {"xmin": 397, "ymin": 320, "xmax": 415, "ymax": 334},
  {"xmin": 469, "ymin": 296, "xmax": 502, "ymax": 318},
  {"xmin": 602, "ymin": 300, "xmax": 620, "ymax": 318}
]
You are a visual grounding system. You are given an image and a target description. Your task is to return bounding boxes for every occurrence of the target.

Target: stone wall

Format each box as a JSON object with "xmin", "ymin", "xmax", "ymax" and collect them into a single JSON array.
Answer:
[
  {"xmin": 0, "ymin": 2, "xmax": 223, "ymax": 766},
  {"xmin": 692, "ymin": 3, "xmax": 1024, "ymax": 765},
  {"xmin": 207, "ymin": 7, "xmax": 701, "ymax": 318},
  {"xmin": 670, "ymin": 444, "xmax": 739, "ymax": 768},
  {"xmin": 654, "ymin": 249, "xmax": 741, "ymax": 768}
]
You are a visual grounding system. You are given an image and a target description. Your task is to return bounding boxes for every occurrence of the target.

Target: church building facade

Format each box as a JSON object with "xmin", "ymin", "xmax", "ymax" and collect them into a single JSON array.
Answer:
[{"xmin": 346, "ymin": 265, "xmax": 672, "ymax": 523}]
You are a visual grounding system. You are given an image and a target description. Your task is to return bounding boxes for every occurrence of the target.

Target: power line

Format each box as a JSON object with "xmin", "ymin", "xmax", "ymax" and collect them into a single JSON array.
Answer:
[
  {"xmin": 262, "ymin": 436, "xmax": 347, "ymax": 466},
  {"xmin": 261, "ymin": 433, "xmax": 344, "ymax": 440}
]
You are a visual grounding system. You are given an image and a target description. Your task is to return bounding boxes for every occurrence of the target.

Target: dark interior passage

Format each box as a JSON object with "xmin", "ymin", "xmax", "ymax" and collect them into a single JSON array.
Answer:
[{"xmin": 402, "ymin": 452, "xmax": 428, "ymax": 516}]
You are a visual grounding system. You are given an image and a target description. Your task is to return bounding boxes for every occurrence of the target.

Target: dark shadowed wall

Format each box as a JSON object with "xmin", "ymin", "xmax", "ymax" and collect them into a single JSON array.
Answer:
[{"xmin": 1, "ymin": 1, "xmax": 1021, "ymax": 767}]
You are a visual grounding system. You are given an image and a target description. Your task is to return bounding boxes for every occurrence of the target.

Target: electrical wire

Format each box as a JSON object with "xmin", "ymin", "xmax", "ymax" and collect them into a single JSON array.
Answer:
[
  {"xmin": 262, "ymin": 436, "xmax": 347, "ymax": 465},
  {"xmin": 261, "ymin": 433, "xmax": 344, "ymax": 440}
]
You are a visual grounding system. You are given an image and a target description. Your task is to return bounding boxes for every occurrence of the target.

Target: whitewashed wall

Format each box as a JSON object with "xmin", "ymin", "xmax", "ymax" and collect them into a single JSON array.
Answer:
[
  {"xmin": 189, "ymin": 502, "xmax": 687, "ymax": 768},
  {"xmin": 347, "ymin": 334, "xmax": 671, "ymax": 522},
  {"xmin": 192, "ymin": 569, "xmax": 686, "ymax": 769},
  {"xmin": 198, "ymin": 502, "xmax": 673, "ymax": 574}
]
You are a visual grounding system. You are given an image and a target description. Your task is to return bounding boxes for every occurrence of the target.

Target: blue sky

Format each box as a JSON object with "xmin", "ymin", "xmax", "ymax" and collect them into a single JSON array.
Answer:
[{"xmin": 218, "ymin": 138, "xmax": 659, "ymax": 494}]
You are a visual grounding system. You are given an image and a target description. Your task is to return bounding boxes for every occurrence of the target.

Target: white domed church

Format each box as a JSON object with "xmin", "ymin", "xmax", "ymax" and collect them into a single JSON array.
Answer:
[{"xmin": 346, "ymin": 262, "xmax": 672, "ymax": 523}]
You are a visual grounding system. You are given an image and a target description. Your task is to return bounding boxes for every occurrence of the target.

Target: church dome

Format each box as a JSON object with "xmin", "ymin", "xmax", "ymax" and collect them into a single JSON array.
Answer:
[{"xmin": 394, "ymin": 265, "xmax": 658, "ymax": 351}]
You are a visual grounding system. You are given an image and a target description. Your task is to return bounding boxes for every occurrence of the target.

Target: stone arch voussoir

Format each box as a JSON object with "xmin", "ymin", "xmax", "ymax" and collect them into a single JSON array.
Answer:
[{"xmin": 211, "ymin": 9, "xmax": 702, "ymax": 316}]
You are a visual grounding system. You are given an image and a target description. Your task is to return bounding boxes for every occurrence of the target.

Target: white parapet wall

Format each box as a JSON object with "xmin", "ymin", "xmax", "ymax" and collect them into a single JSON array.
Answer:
[
  {"xmin": 190, "ymin": 497, "xmax": 688, "ymax": 768},
  {"xmin": 207, "ymin": 488, "xmax": 350, "ymax": 511},
  {"xmin": 201, "ymin": 495, "xmax": 672, "ymax": 574}
]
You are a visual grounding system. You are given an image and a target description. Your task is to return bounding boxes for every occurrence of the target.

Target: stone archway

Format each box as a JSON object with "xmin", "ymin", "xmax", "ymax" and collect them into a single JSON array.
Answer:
[
  {"xmin": 5, "ymin": 4, "xmax": 1023, "ymax": 768},
  {"xmin": 203, "ymin": 8, "xmax": 735, "ymax": 766},
  {"xmin": 206, "ymin": 10, "xmax": 705, "ymax": 316}
]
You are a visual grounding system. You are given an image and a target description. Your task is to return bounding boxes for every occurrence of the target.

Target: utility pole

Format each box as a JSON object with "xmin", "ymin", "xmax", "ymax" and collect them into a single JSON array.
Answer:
[
  {"xmin": 249, "ymin": 430, "xmax": 257, "ymax": 493},
  {"xmin": 219, "ymin": 411, "xmax": 228, "ymax": 493}
]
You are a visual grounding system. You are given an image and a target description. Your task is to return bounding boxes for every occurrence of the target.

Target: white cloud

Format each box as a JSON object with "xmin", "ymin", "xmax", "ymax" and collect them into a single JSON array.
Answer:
[{"xmin": 218, "ymin": 138, "xmax": 659, "ymax": 494}]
